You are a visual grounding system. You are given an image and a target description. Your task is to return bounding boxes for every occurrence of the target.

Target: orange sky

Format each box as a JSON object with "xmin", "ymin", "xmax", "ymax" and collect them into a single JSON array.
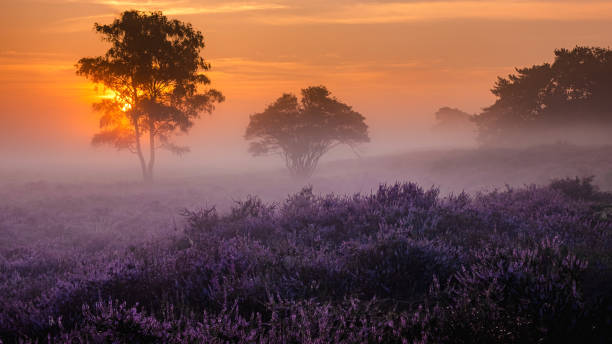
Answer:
[{"xmin": 2, "ymin": 0, "xmax": 612, "ymax": 168}]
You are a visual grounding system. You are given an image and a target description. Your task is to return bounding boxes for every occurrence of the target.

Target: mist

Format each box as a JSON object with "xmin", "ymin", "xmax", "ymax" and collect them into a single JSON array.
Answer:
[
  {"xmin": 3, "ymin": 2, "xmax": 612, "ymax": 342},
  {"xmin": 3, "ymin": 102, "xmax": 612, "ymax": 196},
  {"xmin": 3, "ymin": 115, "xmax": 612, "ymax": 210}
]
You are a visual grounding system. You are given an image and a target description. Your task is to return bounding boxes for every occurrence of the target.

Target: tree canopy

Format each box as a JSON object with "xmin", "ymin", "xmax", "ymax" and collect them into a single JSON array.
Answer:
[
  {"xmin": 473, "ymin": 46, "xmax": 612, "ymax": 145},
  {"xmin": 245, "ymin": 86, "xmax": 369, "ymax": 178},
  {"xmin": 431, "ymin": 107, "xmax": 475, "ymax": 145},
  {"xmin": 76, "ymin": 10, "xmax": 224, "ymax": 182},
  {"xmin": 433, "ymin": 107, "xmax": 473, "ymax": 130}
]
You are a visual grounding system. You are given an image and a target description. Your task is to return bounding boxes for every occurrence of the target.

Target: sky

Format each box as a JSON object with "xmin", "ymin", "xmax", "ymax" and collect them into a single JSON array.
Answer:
[{"xmin": 2, "ymin": 0, "xmax": 612, "ymax": 172}]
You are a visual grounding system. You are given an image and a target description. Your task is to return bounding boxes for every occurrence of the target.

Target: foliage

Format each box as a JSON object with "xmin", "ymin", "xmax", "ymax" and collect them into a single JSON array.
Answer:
[
  {"xmin": 433, "ymin": 107, "xmax": 473, "ymax": 129},
  {"xmin": 431, "ymin": 107, "xmax": 476, "ymax": 146},
  {"xmin": 474, "ymin": 46, "xmax": 612, "ymax": 145},
  {"xmin": 1, "ymin": 179, "xmax": 612, "ymax": 343},
  {"xmin": 245, "ymin": 86, "xmax": 369, "ymax": 178},
  {"xmin": 549, "ymin": 176, "xmax": 610, "ymax": 201},
  {"xmin": 76, "ymin": 11, "xmax": 224, "ymax": 182}
]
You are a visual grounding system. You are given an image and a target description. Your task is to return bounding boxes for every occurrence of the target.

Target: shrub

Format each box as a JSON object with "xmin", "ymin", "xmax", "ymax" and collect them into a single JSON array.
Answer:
[{"xmin": 2, "ymin": 181, "xmax": 611, "ymax": 343}]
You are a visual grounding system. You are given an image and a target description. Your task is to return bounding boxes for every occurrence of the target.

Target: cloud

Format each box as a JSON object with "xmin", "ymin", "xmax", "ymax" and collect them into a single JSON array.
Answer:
[
  {"xmin": 162, "ymin": 3, "xmax": 288, "ymax": 16},
  {"xmin": 0, "ymin": 51, "xmax": 74, "ymax": 72},
  {"xmin": 0, "ymin": 51, "xmax": 69, "ymax": 59},
  {"xmin": 0, "ymin": 63, "xmax": 73, "ymax": 72},
  {"xmin": 44, "ymin": 0, "xmax": 612, "ymax": 33},
  {"xmin": 64, "ymin": 0, "xmax": 288, "ymax": 15},
  {"xmin": 207, "ymin": 57, "xmax": 447, "ymax": 88},
  {"xmin": 0, "ymin": 60, "xmax": 74, "ymax": 76},
  {"xmin": 47, "ymin": 1, "xmax": 288, "ymax": 32},
  {"xmin": 255, "ymin": 1, "xmax": 612, "ymax": 25}
]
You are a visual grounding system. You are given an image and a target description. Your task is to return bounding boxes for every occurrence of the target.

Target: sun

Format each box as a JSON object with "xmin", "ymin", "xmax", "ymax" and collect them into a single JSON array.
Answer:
[{"xmin": 97, "ymin": 88, "xmax": 133, "ymax": 112}]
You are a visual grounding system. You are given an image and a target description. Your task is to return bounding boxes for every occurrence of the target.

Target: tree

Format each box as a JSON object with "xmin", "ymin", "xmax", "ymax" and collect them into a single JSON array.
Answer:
[
  {"xmin": 431, "ymin": 107, "xmax": 476, "ymax": 146},
  {"xmin": 433, "ymin": 107, "xmax": 473, "ymax": 131},
  {"xmin": 245, "ymin": 86, "xmax": 369, "ymax": 178},
  {"xmin": 76, "ymin": 11, "xmax": 224, "ymax": 182},
  {"xmin": 473, "ymin": 46, "xmax": 612, "ymax": 145}
]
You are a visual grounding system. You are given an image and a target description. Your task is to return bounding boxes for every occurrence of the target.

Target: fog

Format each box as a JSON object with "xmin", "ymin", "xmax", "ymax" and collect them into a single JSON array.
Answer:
[
  {"xmin": 2, "ymin": 129, "xmax": 611, "ymax": 256},
  {"xmin": 3, "ymin": 68, "xmax": 612, "ymax": 344},
  {"xmin": 3, "ymin": 112, "xmax": 612, "ymax": 189},
  {"xmin": 3, "ymin": 114, "xmax": 612, "ymax": 224},
  {"xmin": 3, "ymin": 0, "xmax": 612, "ymax": 339}
]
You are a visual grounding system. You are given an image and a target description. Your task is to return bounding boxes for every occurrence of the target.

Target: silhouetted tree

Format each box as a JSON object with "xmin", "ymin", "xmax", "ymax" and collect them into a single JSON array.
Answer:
[
  {"xmin": 432, "ymin": 107, "xmax": 476, "ymax": 146},
  {"xmin": 473, "ymin": 46, "xmax": 612, "ymax": 145},
  {"xmin": 433, "ymin": 107, "xmax": 473, "ymax": 131},
  {"xmin": 76, "ymin": 11, "xmax": 224, "ymax": 182},
  {"xmin": 245, "ymin": 86, "xmax": 369, "ymax": 178}
]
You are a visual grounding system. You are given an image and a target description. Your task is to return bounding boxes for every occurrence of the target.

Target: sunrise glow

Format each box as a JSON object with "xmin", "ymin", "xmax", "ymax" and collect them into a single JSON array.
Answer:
[
  {"xmin": 3, "ymin": 2, "xmax": 612, "ymax": 341},
  {"xmin": 2, "ymin": 0, "xmax": 612, "ymax": 159}
]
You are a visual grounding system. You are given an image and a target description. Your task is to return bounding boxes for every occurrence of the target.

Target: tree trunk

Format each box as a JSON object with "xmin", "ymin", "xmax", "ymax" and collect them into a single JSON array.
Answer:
[
  {"xmin": 134, "ymin": 121, "xmax": 151, "ymax": 183},
  {"xmin": 146, "ymin": 123, "xmax": 156, "ymax": 184}
]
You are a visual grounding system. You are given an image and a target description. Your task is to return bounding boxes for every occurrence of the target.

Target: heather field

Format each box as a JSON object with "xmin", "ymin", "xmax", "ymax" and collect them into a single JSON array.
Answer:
[
  {"xmin": 1, "ymin": 146, "xmax": 612, "ymax": 343},
  {"xmin": 5, "ymin": 2, "xmax": 612, "ymax": 342}
]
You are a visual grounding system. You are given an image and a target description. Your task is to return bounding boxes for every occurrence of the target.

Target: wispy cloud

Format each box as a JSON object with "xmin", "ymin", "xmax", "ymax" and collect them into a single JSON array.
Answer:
[
  {"xmin": 0, "ymin": 51, "xmax": 75, "ymax": 73},
  {"xmin": 0, "ymin": 51, "xmax": 70, "ymax": 58},
  {"xmin": 256, "ymin": 1, "xmax": 612, "ymax": 25},
  {"xmin": 49, "ymin": 1, "xmax": 288, "ymax": 32},
  {"xmin": 162, "ymin": 3, "xmax": 287, "ymax": 16},
  {"xmin": 207, "ymin": 56, "xmax": 442, "ymax": 87},
  {"xmin": 45, "ymin": 0, "xmax": 612, "ymax": 33},
  {"xmin": 64, "ymin": 0, "xmax": 288, "ymax": 15},
  {"xmin": 0, "ymin": 63, "xmax": 73, "ymax": 72}
]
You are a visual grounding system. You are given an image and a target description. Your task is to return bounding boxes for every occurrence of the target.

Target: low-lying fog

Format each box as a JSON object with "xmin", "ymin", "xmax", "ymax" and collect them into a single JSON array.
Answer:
[{"xmin": 2, "ymin": 127, "xmax": 612, "ymax": 252}]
